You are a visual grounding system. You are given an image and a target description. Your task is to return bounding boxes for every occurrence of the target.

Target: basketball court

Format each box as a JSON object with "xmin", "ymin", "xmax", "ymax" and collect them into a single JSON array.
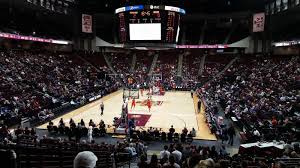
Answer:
[{"xmin": 38, "ymin": 90, "xmax": 216, "ymax": 141}]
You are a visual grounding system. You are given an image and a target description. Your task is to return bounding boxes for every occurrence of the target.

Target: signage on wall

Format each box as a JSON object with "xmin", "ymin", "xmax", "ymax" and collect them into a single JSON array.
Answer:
[
  {"xmin": 82, "ymin": 14, "xmax": 93, "ymax": 33},
  {"xmin": 253, "ymin": 13, "xmax": 265, "ymax": 32}
]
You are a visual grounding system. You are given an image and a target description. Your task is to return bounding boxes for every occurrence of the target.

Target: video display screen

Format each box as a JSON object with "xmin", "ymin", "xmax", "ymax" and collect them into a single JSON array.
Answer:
[
  {"xmin": 116, "ymin": 5, "xmax": 185, "ymax": 44},
  {"xmin": 129, "ymin": 23, "xmax": 161, "ymax": 40}
]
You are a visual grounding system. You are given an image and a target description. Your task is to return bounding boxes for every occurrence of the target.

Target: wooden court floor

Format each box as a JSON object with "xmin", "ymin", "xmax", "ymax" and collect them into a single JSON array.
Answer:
[{"xmin": 38, "ymin": 90, "xmax": 216, "ymax": 141}]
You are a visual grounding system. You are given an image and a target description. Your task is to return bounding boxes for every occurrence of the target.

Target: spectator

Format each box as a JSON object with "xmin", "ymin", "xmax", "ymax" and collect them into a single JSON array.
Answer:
[
  {"xmin": 182, "ymin": 127, "xmax": 188, "ymax": 135},
  {"xmin": 30, "ymin": 128, "xmax": 36, "ymax": 136},
  {"xmin": 160, "ymin": 145, "xmax": 170, "ymax": 162},
  {"xmin": 138, "ymin": 154, "xmax": 148, "ymax": 168},
  {"xmin": 196, "ymin": 158, "xmax": 215, "ymax": 168},
  {"xmin": 149, "ymin": 154, "xmax": 161, "ymax": 168},
  {"xmin": 163, "ymin": 155, "xmax": 180, "ymax": 168},
  {"xmin": 125, "ymin": 143, "xmax": 137, "ymax": 157},
  {"xmin": 169, "ymin": 125, "xmax": 175, "ymax": 134},
  {"xmin": 73, "ymin": 151, "xmax": 98, "ymax": 168},
  {"xmin": 171, "ymin": 146, "xmax": 182, "ymax": 163},
  {"xmin": 283, "ymin": 141, "xmax": 294, "ymax": 154},
  {"xmin": 24, "ymin": 127, "xmax": 30, "ymax": 135},
  {"xmin": 89, "ymin": 119, "xmax": 95, "ymax": 127},
  {"xmin": 69, "ymin": 118, "xmax": 74, "ymax": 126},
  {"xmin": 227, "ymin": 125, "xmax": 235, "ymax": 146},
  {"xmin": 59, "ymin": 118, "xmax": 65, "ymax": 128},
  {"xmin": 80, "ymin": 119, "xmax": 85, "ymax": 127},
  {"xmin": 191, "ymin": 128, "xmax": 196, "ymax": 137}
]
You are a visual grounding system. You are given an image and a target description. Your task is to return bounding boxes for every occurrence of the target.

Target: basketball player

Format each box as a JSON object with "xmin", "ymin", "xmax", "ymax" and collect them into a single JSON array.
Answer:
[
  {"xmin": 140, "ymin": 88, "xmax": 144, "ymax": 96},
  {"xmin": 100, "ymin": 102, "xmax": 104, "ymax": 115},
  {"xmin": 131, "ymin": 98, "xmax": 136, "ymax": 110},
  {"xmin": 159, "ymin": 86, "xmax": 163, "ymax": 95},
  {"xmin": 147, "ymin": 98, "xmax": 152, "ymax": 112}
]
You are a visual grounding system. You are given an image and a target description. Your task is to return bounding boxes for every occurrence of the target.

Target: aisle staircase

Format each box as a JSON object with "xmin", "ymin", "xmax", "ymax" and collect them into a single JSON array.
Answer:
[
  {"xmin": 199, "ymin": 20, "xmax": 207, "ymax": 44},
  {"xmin": 204, "ymin": 57, "xmax": 238, "ymax": 86},
  {"xmin": 75, "ymin": 54, "xmax": 100, "ymax": 72},
  {"xmin": 130, "ymin": 53, "xmax": 137, "ymax": 73},
  {"xmin": 177, "ymin": 53, "xmax": 184, "ymax": 77},
  {"xmin": 198, "ymin": 54, "xmax": 207, "ymax": 76},
  {"xmin": 223, "ymin": 23, "xmax": 238, "ymax": 44},
  {"xmin": 215, "ymin": 57, "xmax": 238, "ymax": 78},
  {"xmin": 103, "ymin": 53, "xmax": 117, "ymax": 75},
  {"xmin": 148, "ymin": 53, "xmax": 159, "ymax": 76}
]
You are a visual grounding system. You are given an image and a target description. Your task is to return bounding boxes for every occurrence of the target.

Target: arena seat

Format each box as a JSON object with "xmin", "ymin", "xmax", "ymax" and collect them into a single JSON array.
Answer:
[
  {"xmin": 276, "ymin": 158, "xmax": 300, "ymax": 168},
  {"xmin": 15, "ymin": 144, "xmax": 114, "ymax": 168}
]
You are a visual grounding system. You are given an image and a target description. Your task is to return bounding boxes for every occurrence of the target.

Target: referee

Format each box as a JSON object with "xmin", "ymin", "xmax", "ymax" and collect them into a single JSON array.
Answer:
[{"xmin": 100, "ymin": 102, "xmax": 104, "ymax": 115}]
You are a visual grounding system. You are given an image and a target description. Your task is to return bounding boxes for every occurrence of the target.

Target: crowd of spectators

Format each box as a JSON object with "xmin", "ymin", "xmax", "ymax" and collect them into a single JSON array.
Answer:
[
  {"xmin": 78, "ymin": 50, "xmax": 232, "ymax": 91},
  {"xmin": 2, "ymin": 120, "xmax": 299, "ymax": 168},
  {"xmin": 2, "ymin": 50, "xmax": 299, "ymax": 144},
  {"xmin": 180, "ymin": 53, "xmax": 235, "ymax": 89},
  {"xmin": 181, "ymin": 51, "xmax": 201, "ymax": 89},
  {"xmin": 0, "ymin": 122, "xmax": 149, "ymax": 168},
  {"xmin": 110, "ymin": 52, "xmax": 132, "ymax": 75},
  {"xmin": 200, "ymin": 55, "xmax": 300, "ymax": 143},
  {"xmin": 0, "ymin": 50, "xmax": 121, "ymax": 126},
  {"xmin": 133, "ymin": 52, "xmax": 154, "ymax": 86},
  {"xmin": 137, "ymin": 142, "xmax": 300, "ymax": 168},
  {"xmin": 153, "ymin": 51, "xmax": 178, "ymax": 90},
  {"xmin": 46, "ymin": 118, "xmax": 107, "ymax": 142},
  {"xmin": 202, "ymin": 62, "xmax": 224, "ymax": 79},
  {"xmin": 1, "ymin": 49, "xmax": 300, "ymax": 168},
  {"xmin": 109, "ymin": 52, "xmax": 133, "ymax": 84},
  {"xmin": 129, "ymin": 126, "xmax": 197, "ymax": 143},
  {"xmin": 201, "ymin": 55, "xmax": 234, "ymax": 78}
]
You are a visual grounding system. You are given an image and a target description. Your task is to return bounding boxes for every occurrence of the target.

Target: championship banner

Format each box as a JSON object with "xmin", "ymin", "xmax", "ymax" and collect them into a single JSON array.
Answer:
[
  {"xmin": 253, "ymin": 13, "xmax": 265, "ymax": 32},
  {"xmin": 82, "ymin": 14, "xmax": 93, "ymax": 33}
]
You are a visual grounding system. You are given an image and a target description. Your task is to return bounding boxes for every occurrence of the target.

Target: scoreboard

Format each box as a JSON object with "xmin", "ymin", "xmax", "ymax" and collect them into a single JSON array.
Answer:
[
  {"xmin": 128, "ymin": 10, "xmax": 161, "ymax": 24},
  {"xmin": 116, "ymin": 5, "xmax": 185, "ymax": 45}
]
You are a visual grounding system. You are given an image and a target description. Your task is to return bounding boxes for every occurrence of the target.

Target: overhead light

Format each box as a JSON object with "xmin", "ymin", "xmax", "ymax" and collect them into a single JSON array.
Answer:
[{"xmin": 52, "ymin": 40, "xmax": 70, "ymax": 45}]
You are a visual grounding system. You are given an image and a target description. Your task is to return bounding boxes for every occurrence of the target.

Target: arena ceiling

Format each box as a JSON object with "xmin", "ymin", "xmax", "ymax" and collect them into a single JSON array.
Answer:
[
  {"xmin": 2, "ymin": 0, "xmax": 298, "ymax": 42},
  {"xmin": 78, "ymin": 0, "xmax": 265, "ymax": 14},
  {"xmin": 270, "ymin": 7, "xmax": 300, "ymax": 41}
]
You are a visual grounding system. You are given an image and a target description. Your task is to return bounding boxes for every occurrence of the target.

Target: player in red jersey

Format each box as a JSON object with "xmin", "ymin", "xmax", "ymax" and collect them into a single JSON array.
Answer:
[
  {"xmin": 131, "ymin": 98, "xmax": 136, "ymax": 110},
  {"xmin": 147, "ymin": 98, "xmax": 152, "ymax": 112}
]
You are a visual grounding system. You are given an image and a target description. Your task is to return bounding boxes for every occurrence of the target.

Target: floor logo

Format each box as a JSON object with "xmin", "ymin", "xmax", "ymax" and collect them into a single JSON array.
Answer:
[{"xmin": 128, "ymin": 113, "xmax": 151, "ymax": 126}]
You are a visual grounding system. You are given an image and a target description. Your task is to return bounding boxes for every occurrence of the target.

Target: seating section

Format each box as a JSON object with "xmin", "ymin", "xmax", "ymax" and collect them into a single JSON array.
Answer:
[
  {"xmin": 202, "ymin": 55, "xmax": 233, "ymax": 77},
  {"xmin": 198, "ymin": 55, "xmax": 300, "ymax": 143},
  {"xmin": 133, "ymin": 51, "xmax": 154, "ymax": 84},
  {"xmin": 184, "ymin": 19, "xmax": 250, "ymax": 45},
  {"xmin": 1, "ymin": 49, "xmax": 300, "ymax": 168},
  {"xmin": 0, "ymin": 50, "xmax": 120, "ymax": 126},
  {"xmin": 154, "ymin": 51, "xmax": 178, "ymax": 89},
  {"xmin": 14, "ymin": 143, "xmax": 113, "ymax": 168},
  {"xmin": 110, "ymin": 52, "xmax": 132, "ymax": 76},
  {"xmin": 181, "ymin": 50, "xmax": 201, "ymax": 89},
  {"xmin": 0, "ymin": 134, "xmax": 125, "ymax": 168}
]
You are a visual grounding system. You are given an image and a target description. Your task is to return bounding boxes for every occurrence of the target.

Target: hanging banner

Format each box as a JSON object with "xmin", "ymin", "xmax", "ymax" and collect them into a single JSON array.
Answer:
[
  {"xmin": 253, "ymin": 13, "xmax": 265, "ymax": 32},
  {"xmin": 0, "ymin": 32, "xmax": 71, "ymax": 44},
  {"xmin": 82, "ymin": 14, "xmax": 93, "ymax": 33}
]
